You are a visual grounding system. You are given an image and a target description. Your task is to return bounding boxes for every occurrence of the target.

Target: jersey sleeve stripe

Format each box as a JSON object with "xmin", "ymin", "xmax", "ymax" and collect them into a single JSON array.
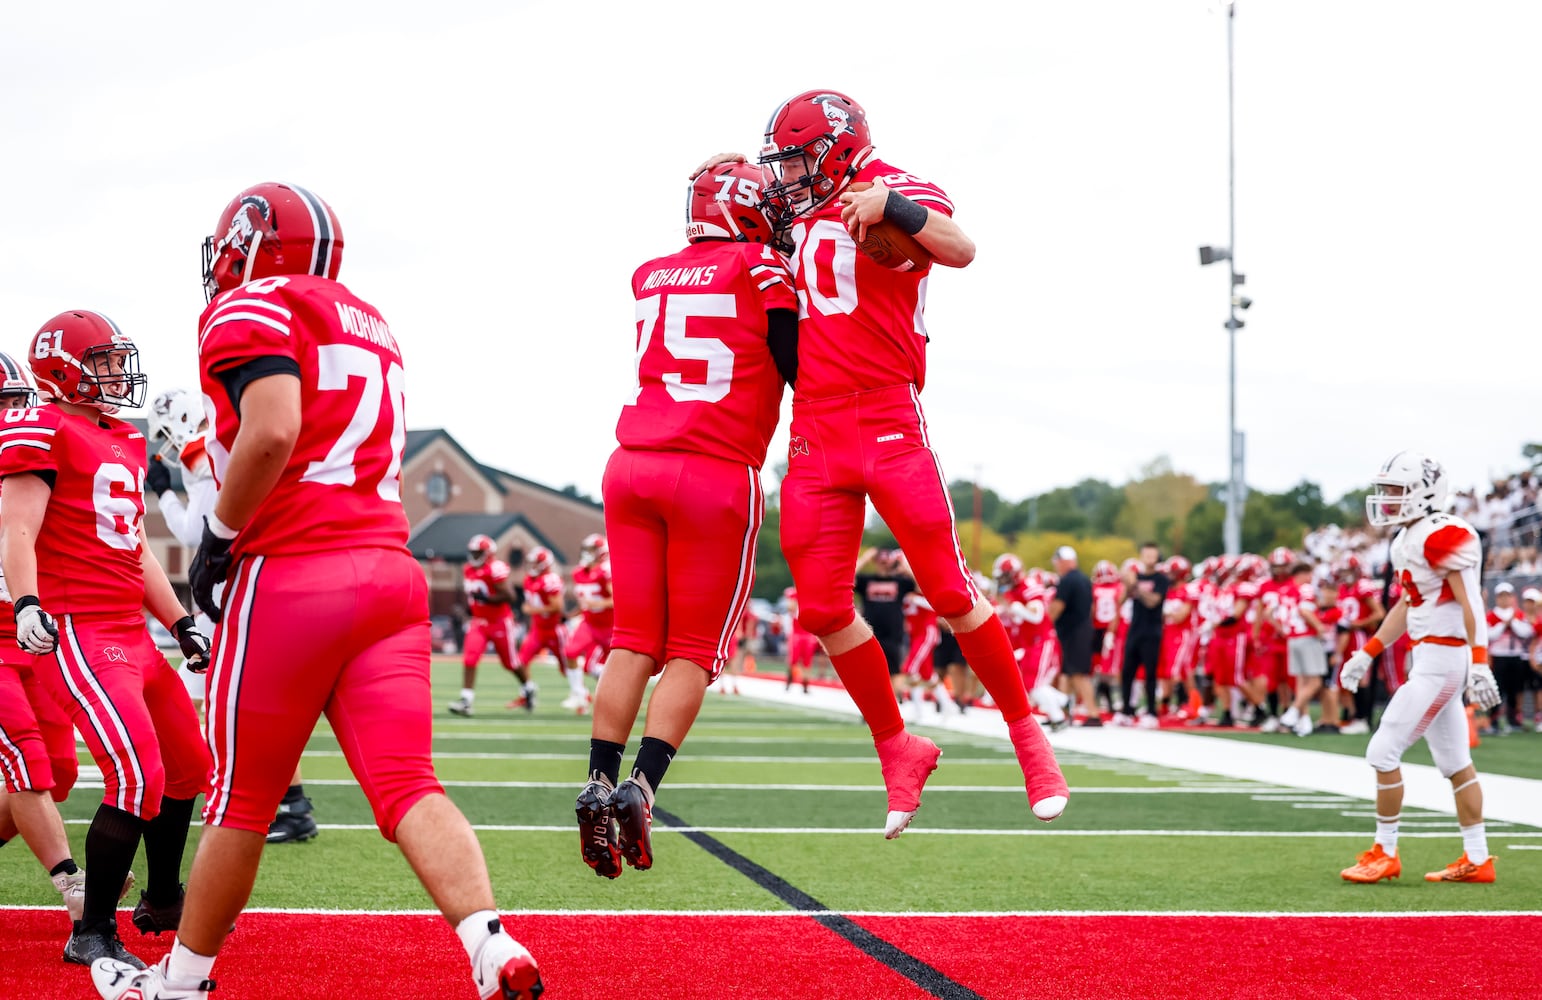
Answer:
[
  {"xmin": 749, "ymin": 264, "xmax": 791, "ymax": 278},
  {"xmin": 0, "ymin": 426, "xmax": 55, "ymax": 438},
  {"xmin": 757, "ymin": 276, "xmax": 791, "ymax": 291},
  {"xmin": 199, "ymin": 311, "xmax": 292, "ymax": 345},
  {"xmin": 207, "ymin": 297, "xmax": 294, "ymax": 321},
  {"xmin": 0, "ymin": 440, "xmax": 52, "ymax": 453}
]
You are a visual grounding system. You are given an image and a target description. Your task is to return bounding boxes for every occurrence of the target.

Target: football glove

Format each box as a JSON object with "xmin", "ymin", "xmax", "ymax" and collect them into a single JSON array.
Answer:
[
  {"xmin": 173, "ymin": 616, "xmax": 210, "ymax": 673},
  {"xmin": 14, "ymin": 596, "xmax": 58, "ymax": 655},
  {"xmin": 145, "ymin": 457, "xmax": 172, "ymax": 499},
  {"xmin": 190, "ymin": 519, "xmax": 236, "ymax": 624},
  {"xmin": 1340, "ymin": 649, "xmax": 1372, "ymax": 693},
  {"xmin": 1467, "ymin": 662, "xmax": 1502, "ymax": 711}
]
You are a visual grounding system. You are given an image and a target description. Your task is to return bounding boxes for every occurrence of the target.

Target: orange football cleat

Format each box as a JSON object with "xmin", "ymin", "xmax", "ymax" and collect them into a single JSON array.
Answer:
[
  {"xmin": 1341, "ymin": 844, "xmax": 1401, "ymax": 883},
  {"xmin": 1424, "ymin": 853, "xmax": 1496, "ymax": 883}
]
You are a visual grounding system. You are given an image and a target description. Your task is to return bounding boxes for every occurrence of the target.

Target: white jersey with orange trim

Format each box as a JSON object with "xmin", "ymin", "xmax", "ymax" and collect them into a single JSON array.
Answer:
[
  {"xmin": 1390, "ymin": 512, "xmax": 1487, "ymax": 645},
  {"xmin": 157, "ymin": 432, "xmax": 219, "ymax": 548}
]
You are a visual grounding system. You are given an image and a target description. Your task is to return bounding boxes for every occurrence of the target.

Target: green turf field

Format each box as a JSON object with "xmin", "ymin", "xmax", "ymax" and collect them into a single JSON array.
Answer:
[
  {"xmin": 4, "ymin": 657, "xmax": 1538, "ymax": 916},
  {"xmin": 1186, "ymin": 723, "xmax": 1542, "ymax": 779}
]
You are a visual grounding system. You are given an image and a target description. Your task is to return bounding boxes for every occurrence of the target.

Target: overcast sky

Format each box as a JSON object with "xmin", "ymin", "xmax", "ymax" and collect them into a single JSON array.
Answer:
[{"xmin": 3, "ymin": 1, "xmax": 1538, "ymax": 509}]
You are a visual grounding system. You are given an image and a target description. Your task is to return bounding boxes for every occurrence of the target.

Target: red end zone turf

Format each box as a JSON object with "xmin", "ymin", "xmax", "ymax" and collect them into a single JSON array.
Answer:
[{"xmin": 6, "ymin": 911, "xmax": 1536, "ymax": 999}]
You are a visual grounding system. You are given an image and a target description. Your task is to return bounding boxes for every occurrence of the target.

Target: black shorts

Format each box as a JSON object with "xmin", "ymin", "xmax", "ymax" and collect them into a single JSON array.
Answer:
[
  {"xmin": 1058, "ymin": 628, "xmax": 1094, "ymax": 677},
  {"xmin": 933, "ymin": 630, "xmax": 966, "ymax": 670},
  {"xmin": 876, "ymin": 634, "xmax": 904, "ymax": 676}
]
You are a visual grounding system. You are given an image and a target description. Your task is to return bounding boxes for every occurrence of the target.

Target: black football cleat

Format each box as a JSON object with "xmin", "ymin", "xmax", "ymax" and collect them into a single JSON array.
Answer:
[
  {"xmin": 575, "ymin": 775, "xmax": 621, "ymax": 879},
  {"xmin": 268, "ymin": 796, "xmax": 319, "ymax": 844},
  {"xmin": 64, "ymin": 919, "xmax": 147, "ymax": 968},
  {"xmin": 130, "ymin": 885, "xmax": 184, "ymax": 936},
  {"xmin": 611, "ymin": 775, "xmax": 655, "ymax": 872}
]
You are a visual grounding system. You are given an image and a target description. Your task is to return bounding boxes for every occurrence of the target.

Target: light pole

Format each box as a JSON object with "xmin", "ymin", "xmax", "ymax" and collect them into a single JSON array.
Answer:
[{"xmin": 1200, "ymin": 0, "xmax": 1250, "ymax": 556}]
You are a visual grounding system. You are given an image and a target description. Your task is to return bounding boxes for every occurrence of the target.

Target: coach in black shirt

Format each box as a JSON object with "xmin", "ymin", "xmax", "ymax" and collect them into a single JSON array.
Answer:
[
  {"xmin": 1049, "ymin": 545, "xmax": 1097, "ymax": 725},
  {"xmin": 1120, "ymin": 541, "xmax": 1168, "ymax": 724},
  {"xmin": 855, "ymin": 548, "xmax": 916, "ymax": 695}
]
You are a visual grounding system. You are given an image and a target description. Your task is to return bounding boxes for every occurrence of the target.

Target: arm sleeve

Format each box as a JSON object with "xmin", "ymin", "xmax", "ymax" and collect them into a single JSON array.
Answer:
[
  {"xmin": 157, "ymin": 491, "xmax": 200, "ymax": 548},
  {"xmin": 766, "ymin": 308, "xmax": 799, "ymax": 388}
]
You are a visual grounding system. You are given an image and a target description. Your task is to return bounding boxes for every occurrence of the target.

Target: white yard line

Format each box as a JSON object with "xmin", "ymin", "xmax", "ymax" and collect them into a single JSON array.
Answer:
[{"xmin": 729, "ymin": 675, "xmax": 1542, "ymax": 828}]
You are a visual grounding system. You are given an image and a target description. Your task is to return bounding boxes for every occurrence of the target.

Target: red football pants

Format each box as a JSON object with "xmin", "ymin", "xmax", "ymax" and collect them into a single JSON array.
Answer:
[
  {"xmin": 781, "ymin": 385, "xmax": 981, "ymax": 636},
  {"xmin": 0, "ymin": 644, "xmax": 77, "ymax": 799},
  {"xmin": 564, "ymin": 620, "xmax": 613, "ymax": 670},
  {"xmin": 463, "ymin": 615, "xmax": 517, "ymax": 670},
  {"xmin": 603, "ymin": 446, "xmax": 762, "ymax": 679},
  {"xmin": 903, "ymin": 625, "xmax": 940, "ymax": 681},
  {"xmin": 45, "ymin": 615, "xmax": 209, "ymax": 819},
  {"xmin": 203, "ymin": 549, "xmax": 443, "ymax": 840}
]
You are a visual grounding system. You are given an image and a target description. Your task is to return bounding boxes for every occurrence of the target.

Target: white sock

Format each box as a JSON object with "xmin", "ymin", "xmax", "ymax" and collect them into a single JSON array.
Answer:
[
  {"xmin": 460, "ymin": 688, "xmax": 475, "ymax": 704},
  {"xmin": 455, "ymin": 909, "xmax": 501, "ymax": 962},
  {"xmin": 1461, "ymin": 822, "xmax": 1489, "ymax": 864},
  {"xmin": 1032, "ymin": 685, "xmax": 1066, "ymax": 723},
  {"xmin": 1374, "ymin": 814, "xmax": 1400, "ymax": 856},
  {"xmin": 567, "ymin": 668, "xmax": 587, "ymax": 697},
  {"xmin": 934, "ymin": 684, "xmax": 955, "ymax": 707},
  {"xmin": 165, "ymin": 939, "xmax": 217, "ymax": 988},
  {"xmin": 910, "ymin": 688, "xmax": 925, "ymax": 706},
  {"xmin": 523, "ymin": 680, "xmax": 536, "ymax": 694}
]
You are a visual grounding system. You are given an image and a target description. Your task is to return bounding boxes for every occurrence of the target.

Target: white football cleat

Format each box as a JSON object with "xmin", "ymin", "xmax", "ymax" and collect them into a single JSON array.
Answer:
[
  {"xmin": 885, "ymin": 809, "xmax": 917, "ymax": 839},
  {"xmin": 91, "ymin": 957, "xmax": 212, "ymax": 999},
  {"xmin": 1292, "ymin": 712, "xmax": 1314, "ymax": 738},
  {"xmin": 469, "ymin": 919, "xmax": 543, "ymax": 999},
  {"xmin": 1032, "ymin": 794, "xmax": 1070, "ymax": 821}
]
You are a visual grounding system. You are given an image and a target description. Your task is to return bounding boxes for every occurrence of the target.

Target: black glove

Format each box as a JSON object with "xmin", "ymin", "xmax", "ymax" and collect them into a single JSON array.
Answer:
[
  {"xmin": 145, "ymin": 457, "xmax": 172, "ymax": 498},
  {"xmin": 172, "ymin": 616, "xmax": 211, "ymax": 672},
  {"xmin": 190, "ymin": 519, "xmax": 236, "ymax": 624}
]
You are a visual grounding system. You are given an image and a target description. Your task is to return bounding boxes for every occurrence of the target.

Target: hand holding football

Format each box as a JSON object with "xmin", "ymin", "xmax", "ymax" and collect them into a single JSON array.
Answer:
[{"xmin": 841, "ymin": 182, "xmax": 933, "ymax": 272}]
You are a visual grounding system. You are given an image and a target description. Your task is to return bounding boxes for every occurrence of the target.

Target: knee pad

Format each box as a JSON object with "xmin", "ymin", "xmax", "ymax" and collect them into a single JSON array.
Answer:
[
  {"xmin": 798, "ymin": 605, "xmax": 857, "ymax": 640},
  {"xmin": 1365, "ymin": 730, "xmax": 1405, "ymax": 774}
]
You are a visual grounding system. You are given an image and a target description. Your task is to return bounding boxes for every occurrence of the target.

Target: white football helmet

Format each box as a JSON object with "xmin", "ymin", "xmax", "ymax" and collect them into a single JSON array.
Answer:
[
  {"xmin": 1366, "ymin": 450, "xmax": 1448, "ymax": 527},
  {"xmin": 149, "ymin": 388, "xmax": 207, "ymax": 459}
]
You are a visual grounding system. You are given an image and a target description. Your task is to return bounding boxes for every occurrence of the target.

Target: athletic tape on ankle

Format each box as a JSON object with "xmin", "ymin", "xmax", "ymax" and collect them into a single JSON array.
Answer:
[
  {"xmin": 1375, "ymin": 814, "xmax": 1402, "ymax": 823},
  {"xmin": 1453, "ymin": 778, "xmax": 1479, "ymax": 794},
  {"xmin": 1376, "ymin": 780, "xmax": 1403, "ymax": 791}
]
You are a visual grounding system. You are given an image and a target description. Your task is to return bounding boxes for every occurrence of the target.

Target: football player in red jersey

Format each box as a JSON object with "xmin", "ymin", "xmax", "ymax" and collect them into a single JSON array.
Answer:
[
  {"xmin": 518, "ymin": 546, "xmax": 586, "ymax": 712},
  {"xmin": 785, "ymin": 586, "xmax": 819, "ymax": 692},
  {"xmin": 575, "ymin": 161, "xmax": 798, "ymax": 878},
  {"xmin": 696, "ymin": 92, "xmax": 1067, "ymax": 833},
  {"xmin": 0, "ymin": 313, "xmax": 212, "ymax": 971},
  {"xmin": 901, "ymin": 589, "xmax": 952, "ymax": 719},
  {"xmin": 565, "ymin": 533, "xmax": 615, "ymax": 679},
  {"xmin": 90, "ymin": 184, "xmax": 540, "ymax": 1000},
  {"xmin": 448, "ymin": 533, "xmax": 534, "ymax": 717},
  {"xmin": 0, "ymin": 353, "xmax": 98, "ymax": 928}
]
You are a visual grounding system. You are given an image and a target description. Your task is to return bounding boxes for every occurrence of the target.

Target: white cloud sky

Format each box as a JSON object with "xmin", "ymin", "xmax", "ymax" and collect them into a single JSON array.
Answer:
[{"xmin": 2, "ymin": 0, "xmax": 1538, "ymax": 509}]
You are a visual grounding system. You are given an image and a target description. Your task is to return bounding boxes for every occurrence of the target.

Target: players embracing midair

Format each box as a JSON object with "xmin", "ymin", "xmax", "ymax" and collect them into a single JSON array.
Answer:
[
  {"xmin": 1340, "ymin": 452, "xmax": 1500, "ymax": 885},
  {"xmin": 2, "ymin": 312, "xmax": 213, "ymax": 970},
  {"xmin": 565, "ymin": 533, "xmax": 614, "ymax": 679},
  {"xmin": 449, "ymin": 533, "xmax": 535, "ymax": 717}
]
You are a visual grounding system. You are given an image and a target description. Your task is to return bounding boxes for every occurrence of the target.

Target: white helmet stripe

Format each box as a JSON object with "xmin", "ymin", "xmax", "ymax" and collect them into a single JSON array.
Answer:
[{"xmin": 289, "ymin": 183, "xmax": 334, "ymax": 278}]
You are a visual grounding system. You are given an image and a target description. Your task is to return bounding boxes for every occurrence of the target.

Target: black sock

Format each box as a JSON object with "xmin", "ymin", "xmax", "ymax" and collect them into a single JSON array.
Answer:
[
  {"xmin": 282, "ymin": 784, "xmax": 306, "ymax": 806},
  {"xmin": 142, "ymin": 796, "xmax": 197, "ymax": 905},
  {"xmin": 1267, "ymin": 691, "xmax": 1280, "ymax": 716},
  {"xmin": 84, "ymin": 803, "xmax": 145, "ymax": 927},
  {"xmin": 631, "ymin": 736, "xmax": 677, "ymax": 794},
  {"xmin": 49, "ymin": 858, "xmax": 79, "ymax": 877},
  {"xmin": 588, "ymin": 739, "xmax": 625, "ymax": 786}
]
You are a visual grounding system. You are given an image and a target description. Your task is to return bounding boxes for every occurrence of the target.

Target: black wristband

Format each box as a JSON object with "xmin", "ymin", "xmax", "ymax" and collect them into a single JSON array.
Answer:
[
  {"xmin": 882, "ymin": 189, "xmax": 928, "ymax": 236},
  {"xmin": 14, "ymin": 595, "xmax": 39, "ymax": 613}
]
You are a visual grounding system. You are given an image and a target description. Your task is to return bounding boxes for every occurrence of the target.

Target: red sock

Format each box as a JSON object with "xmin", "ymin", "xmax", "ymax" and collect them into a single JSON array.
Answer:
[
  {"xmin": 830, "ymin": 637, "xmax": 905, "ymax": 744},
  {"xmin": 955, "ymin": 617, "xmax": 1031, "ymax": 722}
]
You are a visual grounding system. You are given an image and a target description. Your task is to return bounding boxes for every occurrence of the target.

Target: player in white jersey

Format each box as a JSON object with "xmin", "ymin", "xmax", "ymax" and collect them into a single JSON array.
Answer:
[
  {"xmin": 147, "ymin": 388, "xmax": 317, "ymax": 845},
  {"xmin": 1339, "ymin": 452, "xmax": 1501, "ymax": 884}
]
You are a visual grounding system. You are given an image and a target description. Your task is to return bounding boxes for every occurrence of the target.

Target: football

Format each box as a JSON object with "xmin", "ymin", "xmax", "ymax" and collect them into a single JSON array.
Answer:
[{"xmin": 845, "ymin": 182, "xmax": 933, "ymax": 272}]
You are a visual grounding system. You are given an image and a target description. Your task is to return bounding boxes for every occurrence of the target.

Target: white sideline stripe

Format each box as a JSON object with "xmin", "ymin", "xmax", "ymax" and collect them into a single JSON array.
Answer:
[
  {"xmin": 62, "ymin": 779, "xmax": 1436, "ymax": 795},
  {"xmin": 726, "ymin": 675, "xmax": 1542, "ymax": 827},
  {"xmin": 56, "ymin": 819, "xmax": 1542, "ymax": 838},
  {"xmin": 3, "ymin": 905, "xmax": 1539, "ymax": 918}
]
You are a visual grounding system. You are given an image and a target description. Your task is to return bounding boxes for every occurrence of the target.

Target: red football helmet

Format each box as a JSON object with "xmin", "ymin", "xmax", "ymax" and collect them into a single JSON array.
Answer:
[
  {"xmin": 526, "ymin": 546, "xmax": 555, "ymax": 576},
  {"xmin": 1335, "ymin": 554, "xmax": 1364, "ymax": 582},
  {"xmin": 579, "ymin": 533, "xmax": 609, "ymax": 567},
  {"xmin": 1092, "ymin": 559, "xmax": 1119, "ymax": 585},
  {"xmin": 467, "ymin": 534, "xmax": 496, "ymax": 567},
  {"xmin": 0, "ymin": 352, "xmax": 38, "ymax": 408},
  {"xmin": 759, "ymin": 90, "xmax": 873, "ymax": 223},
  {"xmin": 992, "ymin": 553, "xmax": 1024, "ymax": 588},
  {"xmin": 29, "ymin": 310, "xmax": 146, "ymax": 413},
  {"xmin": 1268, "ymin": 546, "xmax": 1296, "ymax": 572},
  {"xmin": 202, "ymin": 182, "xmax": 343, "ymax": 302},
  {"xmin": 688, "ymin": 162, "xmax": 779, "ymax": 245},
  {"xmin": 1121, "ymin": 557, "xmax": 1142, "ymax": 576},
  {"xmin": 1166, "ymin": 555, "xmax": 1193, "ymax": 581}
]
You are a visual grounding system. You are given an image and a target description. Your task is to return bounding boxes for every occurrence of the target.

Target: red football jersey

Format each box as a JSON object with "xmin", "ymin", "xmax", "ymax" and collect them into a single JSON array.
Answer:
[
  {"xmin": 464, "ymin": 559, "xmax": 514, "ymax": 622},
  {"xmin": 616, "ymin": 239, "xmax": 796, "ymax": 469},
  {"xmin": 784, "ymin": 157, "xmax": 954, "ymax": 401},
  {"xmin": 198, "ymin": 275, "xmax": 409, "ymax": 559},
  {"xmin": 571, "ymin": 562, "xmax": 614, "ymax": 630},
  {"xmin": 1091, "ymin": 581, "xmax": 1122, "ymax": 630},
  {"xmin": 0, "ymin": 405, "xmax": 148, "ymax": 615},
  {"xmin": 522, "ymin": 570, "xmax": 565, "ymax": 629},
  {"xmin": 903, "ymin": 591, "xmax": 937, "ymax": 637}
]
